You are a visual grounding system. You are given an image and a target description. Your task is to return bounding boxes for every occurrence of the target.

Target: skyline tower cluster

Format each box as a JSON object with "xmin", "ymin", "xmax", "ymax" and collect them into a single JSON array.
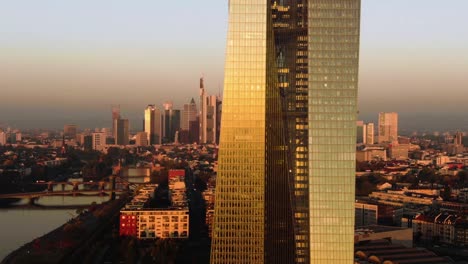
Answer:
[
  {"xmin": 58, "ymin": 78, "xmax": 222, "ymax": 151},
  {"xmin": 3, "ymin": 1, "xmax": 468, "ymax": 262},
  {"xmin": 357, "ymin": 121, "xmax": 375, "ymax": 145},
  {"xmin": 140, "ymin": 78, "xmax": 221, "ymax": 146},
  {"xmin": 358, "ymin": 112, "xmax": 399, "ymax": 146},
  {"xmin": 212, "ymin": 1, "xmax": 362, "ymax": 263}
]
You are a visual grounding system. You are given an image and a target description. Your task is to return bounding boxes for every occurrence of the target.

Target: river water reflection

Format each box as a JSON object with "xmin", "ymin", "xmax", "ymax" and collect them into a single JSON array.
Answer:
[
  {"xmin": 0, "ymin": 168, "xmax": 150, "ymax": 260},
  {"xmin": 0, "ymin": 180, "xmax": 108, "ymax": 260}
]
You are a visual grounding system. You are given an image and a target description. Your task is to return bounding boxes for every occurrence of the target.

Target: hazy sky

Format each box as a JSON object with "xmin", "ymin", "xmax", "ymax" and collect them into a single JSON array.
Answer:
[{"xmin": 1, "ymin": 0, "xmax": 467, "ymax": 131}]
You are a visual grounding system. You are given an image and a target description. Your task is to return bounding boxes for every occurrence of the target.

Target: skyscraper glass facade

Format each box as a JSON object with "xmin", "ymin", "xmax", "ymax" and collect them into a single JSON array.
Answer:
[
  {"xmin": 308, "ymin": 1, "xmax": 361, "ymax": 262},
  {"xmin": 378, "ymin": 112, "xmax": 398, "ymax": 143},
  {"xmin": 272, "ymin": 1, "xmax": 310, "ymax": 262},
  {"xmin": 212, "ymin": 0, "xmax": 361, "ymax": 263},
  {"xmin": 144, "ymin": 105, "xmax": 162, "ymax": 145},
  {"xmin": 211, "ymin": 1, "xmax": 268, "ymax": 261},
  {"xmin": 211, "ymin": 1, "xmax": 293, "ymax": 263}
]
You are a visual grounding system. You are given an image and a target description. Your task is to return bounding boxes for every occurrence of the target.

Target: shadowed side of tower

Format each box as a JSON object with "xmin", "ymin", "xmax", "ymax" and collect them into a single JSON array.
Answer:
[
  {"xmin": 265, "ymin": 1, "xmax": 296, "ymax": 262},
  {"xmin": 272, "ymin": 1, "xmax": 311, "ymax": 262}
]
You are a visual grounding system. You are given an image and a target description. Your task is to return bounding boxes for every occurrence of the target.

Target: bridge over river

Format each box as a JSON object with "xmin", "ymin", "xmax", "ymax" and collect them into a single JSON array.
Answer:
[
  {"xmin": 0, "ymin": 175, "xmax": 140, "ymax": 204},
  {"xmin": 0, "ymin": 190, "xmax": 127, "ymax": 200}
]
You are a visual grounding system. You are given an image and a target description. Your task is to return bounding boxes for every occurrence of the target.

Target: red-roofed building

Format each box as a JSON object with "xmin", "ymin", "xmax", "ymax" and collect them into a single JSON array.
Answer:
[
  {"xmin": 120, "ymin": 214, "xmax": 138, "ymax": 236},
  {"xmin": 169, "ymin": 169, "xmax": 185, "ymax": 181},
  {"xmin": 403, "ymin": 212, "xmax": 468, "ymax": 245}
]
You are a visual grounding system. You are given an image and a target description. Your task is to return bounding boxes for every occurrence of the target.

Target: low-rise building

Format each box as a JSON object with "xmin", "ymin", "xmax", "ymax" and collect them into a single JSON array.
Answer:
[
  {"xmin": 355, "ymin": 225, "xmax": 413, "ymax": 248},
  {"xmin": 389, "ymin": 144, "xmax": 409, "ymax": 160},
  {"xmin": 356, "ymin": 201, "xmax": 404, "ymax": 227},
  {"xmin": 120, "ymin": 210, "xmax": 189, "ymax": 239},
  {"xmin": 203, "ymin": 188, "xmax": 215, "ymax": 237},
  {"xmin": 355, "ymin": 202, "xmax": 378, "ymax": 227},
  {"xmin": 402, "ymin": 212, "xmax": 468, "ymax": 246},
  {"xmin": 355, "ymin": 239, "xmax": 454, "ymax": 264},
  {"xmin": 369, "ymin": 189, "xmax": 441, "ymax": 207},
  {"xmin": 43, "ymin": 158, "xmax": 68, "ymax": 167},
  {"xmin": 119, "ymin": 182, "xmax": 189, "ymax": 239},
  {"xmin": 438, "ymin": 201, "xmax": 468, "ymax": 214},
  {"xmin": 458, "ymin": 188, "xmax": 468, "ymax": 203},
  {"xmin": 356, "ymin": 146, "xmax": 387, "ymax": 162}
]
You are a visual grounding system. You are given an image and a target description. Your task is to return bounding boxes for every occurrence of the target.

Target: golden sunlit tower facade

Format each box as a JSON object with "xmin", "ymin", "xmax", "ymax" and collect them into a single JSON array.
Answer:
[
  {"xmin": 144, "ymin": 105, "xmax": 162, "ymax": 145},
  {"xmin": 212, "ymin": 0, "xmax": 361, "ymax": 263},
  {"xmin": 211, "ymin": 0, "xmax": 294, "ymax": 263}
]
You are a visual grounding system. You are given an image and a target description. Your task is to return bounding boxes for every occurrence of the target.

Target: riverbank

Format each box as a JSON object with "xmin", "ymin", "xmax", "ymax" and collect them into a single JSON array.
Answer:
[{"xmin": 1, "ymin": 194, "xmax": 129, "ymax": 264}]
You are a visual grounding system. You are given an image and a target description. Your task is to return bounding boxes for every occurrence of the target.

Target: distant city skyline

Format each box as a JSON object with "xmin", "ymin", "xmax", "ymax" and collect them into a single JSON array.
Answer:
[{"xmin": 1, "ymin": 0, "xmax": 468, "ymax": 131}]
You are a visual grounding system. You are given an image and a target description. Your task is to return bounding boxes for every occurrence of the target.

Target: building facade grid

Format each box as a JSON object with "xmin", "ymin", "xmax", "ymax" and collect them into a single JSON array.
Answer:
[{"xmin": 308, "ymin": 1, "xmax": 361, "ymax": 262}]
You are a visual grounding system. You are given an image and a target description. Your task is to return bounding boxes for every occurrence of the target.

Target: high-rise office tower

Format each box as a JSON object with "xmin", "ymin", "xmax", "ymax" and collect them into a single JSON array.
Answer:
[
  {"xmin": 190, "ymin": 117, "xmax": 200, "ymax": 144},
  {"xmin": 83, "ymin": 135, "xmax": 93, "ymax": 151},
  {"xmin": 0, "ymin": 131, "xmax": 6, "ymax": 145},
  {"xmin": 357, "ymin": 122, "xmax": 375, "ymax": 145},
  {"xmin": 181, "ymin": 98, "xmax": 198, "ymax": 143},
  {"xmin": 444, "ymin": 133, "xmax": 452, "ymax": 144},
  {"xmin": 366, "ymin": 123, "xmax": 375, "ymax": 145},
  {"xmin": 357, "ymin": 121, "xmax": 365, "ymax": 144},
  {"xmin": 271, "ymin": 3, "xmax": 310, "ymax": 261},
  {"xmin": 135, "ymin": 131, "xmax": 149, "ymax": 147},
  {"xmin": 205, "ymin": 95, "xmax": 218, "ymax": 143},
  {"xmin": 378, "ymin": 112, "xmax": 398, "ymax": 143},
  {"xmin": 112, "ymin": 105, "xmax": 121, "ymax": 139},
  {"xmin": 7, "ymin": 132, "xmax": 21, "ymax": 144},
  {"xmin": 215, "ymin": 98, "xmax": 222, "ymax": 145},
  {"xmin": 198, "ymin": 77, "xmax": 207, "ymax": 144},
  {"xmin": 64, "ymin": 124, "xmax": 78, "ymax": 139},
  {"xmin": 144, "ymin": 105, "xmax": 162, "ymax": 145},
  {"xmin": 91, "ymin": 132, "xmax": 106, "ymax": 150},
  {"xmin": 211, "ymin": 1, "xmax": 293, "ymax": 262},
  {"xmin": 455, "ymin": 131, "xmax": 463, "ymax": 146},
  {"xmin": 199, "ymin": 78, "xmax": 219, "ymax": 144},
  {"xmin": 181, "ymin": 98, "xmax": 197, "ymax": 131},
  {"xmin": 199, "ymin": 78, "xmax": 207, "ymax": 143},
  {"xmin": 172, "ymin": 109, "xmax": 181, "ymax": 141},
  {"xmin": 114, "ymin": 118, "xmax": 129, "ymax": 145},
  {"xmin": 212, "ymin": 1, "xmax": 361, "ymax": 263},
  {"xmin": 162, "ymin": 102, "xmax": 181, "ymax": 143}
]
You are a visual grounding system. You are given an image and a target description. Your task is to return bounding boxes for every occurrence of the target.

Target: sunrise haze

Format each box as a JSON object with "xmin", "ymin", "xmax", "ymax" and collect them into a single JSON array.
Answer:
[{"xmin": 1, "ymin": 0, "xmax": 467, "ymax": 131}]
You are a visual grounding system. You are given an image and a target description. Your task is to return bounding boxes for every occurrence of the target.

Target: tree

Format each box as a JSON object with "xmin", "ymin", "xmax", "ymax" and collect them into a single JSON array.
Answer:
[
  {"xmin": 456, "ymin": 170, "xmax": 468, "ymax": 187},
  {"xmin": 418, "ymin": 167, "xmax": 440, "ymax": 187},
  {"xmin": 441, "ymin": 186, "xmax": 452, "ymax": 201},
  {"xmin": 356, "ymin": 177, "xmax": 377, "ymax": 196},
  {"xmin": 125, "ymin": 238, "xmax": 138, "ymax": 264}
]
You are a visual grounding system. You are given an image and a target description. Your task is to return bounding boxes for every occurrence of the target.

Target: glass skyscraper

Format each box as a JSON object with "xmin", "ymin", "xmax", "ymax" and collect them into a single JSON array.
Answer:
[
  {"xmin": 144, "ymin": 105, "xmax": 162, "ymax": 145},
  {"xmin": 211, "ymin": 0, "xmax": 361, "ymax": 263}
]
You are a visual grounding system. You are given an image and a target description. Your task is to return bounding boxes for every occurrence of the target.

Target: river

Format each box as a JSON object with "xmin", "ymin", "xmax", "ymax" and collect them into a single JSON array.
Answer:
[{"xmin": 0, "ymin": 167, "xmax": 151, "ymax": 261}]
